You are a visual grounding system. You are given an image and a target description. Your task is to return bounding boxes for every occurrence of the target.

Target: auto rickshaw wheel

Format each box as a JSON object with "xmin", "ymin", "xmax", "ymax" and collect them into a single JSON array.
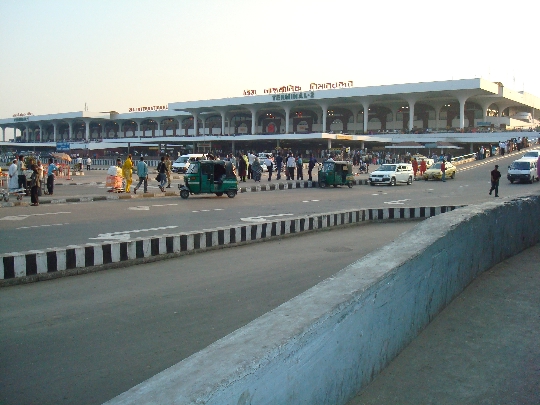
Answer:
[
  {"xmin": 319, "ymin": 181, "xmax": 326, "ymax": 188},
  {"xmin": 333, "ymin": 184, "xmax": 338, "ymax": 188},
  {"xmin": 215, "ymin": 192, "xmax": 223, "ymax": 197},
  {"xmin": 226, "ymin": 190, "xmax": 236, "ymax": 198},
  {"xmin": 180, "ymin": 190, "xmax": 190, "ymax": 199},
  {"xmin": 348, "ymin": 181, "xmax": 353, "ymax": 188}
]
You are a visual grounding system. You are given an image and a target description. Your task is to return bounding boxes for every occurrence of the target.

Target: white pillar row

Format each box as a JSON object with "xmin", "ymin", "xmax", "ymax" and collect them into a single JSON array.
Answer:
[
  {"xmin": 406, "ymin": 98, "xmax": 417, "ymax": 132},
  {"xmin": 429, "ymin": 102, "xmax": 446, "ymax": 131},
  {"xmin": 83, "ymin": 119, "xmax": 90, "ymax": 142},
  {"xmin": 248, "ymin": 108, "xmax": 257, "ymax": 135},
  {"xmin": 318, "ymin": 103, "xmax": 329, "ymax": 133},
  {"xmin": 192, "ymin": 112, "xmax": 199, "ymax": 137},
  {"xmin": 457, "ymin": 96, "xmax": 468, "ymax": 130},
  {"xmin": 68, "ymin": 121, "xmax": 73, "ymax": 140},
  {"xmin": 282, "ymin": 104, "xmax": 291, "ymax": 134},
  {"xmin": 53, "ymin": 122, "xmax": 58, "ymax": 142},
  {"xmin": 362, "ymin": 102, "xmax": 370, "ymax": 134},
  {"xmin": 348, "ymin": 107, "xmax": 361, "ymax": 134}
]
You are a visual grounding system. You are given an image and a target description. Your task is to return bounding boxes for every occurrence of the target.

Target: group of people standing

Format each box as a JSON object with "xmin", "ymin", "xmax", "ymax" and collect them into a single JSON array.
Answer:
[{"xmin": 7, "ymin": 155, "xmax": 59, "ymax": 206}]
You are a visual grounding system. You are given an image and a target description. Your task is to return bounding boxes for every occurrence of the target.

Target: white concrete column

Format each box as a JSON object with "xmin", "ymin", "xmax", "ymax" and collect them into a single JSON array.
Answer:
[
  {"xmin": 83, "ymin": 119, "xmax": 90, "ymax": 142},
  {"xmin": 52, "ymin": 122, "xmax": 58, "ymax": 142},
  {"xmin": 428, "ymin": 102, "xmax": 445, "ymax": 131},
  {"xmin": 68, "ymin": 121, "xmax": 73, "ymax": 140},
  {"xmin": 457, "ymin": 96, "xmax": 468, "ymax": 130},
  {"xmin": 282, "ymin": 105, "xmax": 291, "ymax": 134},
  {"xmin": 362, "ymin": 103, "xmax": 370, "ymax": 134},
  {"xmin": 407, "ymin": 99, "xmax": 417, "ymax": 132},
  {"xmin": 348, "ymin": 107, "xmax": 361, "ymax": 133},
  {"xmin": 220, "ymin": 111, "xmax": 227, "ymax": 135},
  {"xmin": 201, "ymin": 116, "xmax": 206, "ymax": 136},
  {"xmin": 248, "ymin": 108, "xmax": 257, "ymax": 135},
  {"xmin": 38, "ymin": 124, "xmax": 43, "ymax": 142},
  {"xmin": 192, "ymin": 112, "xmax": 199, "ymax": 137},
  {"xmin": 318, "ymin": 103, "xmax": 329, "ymax": 133},
  {"xmin": 1, "ymin": 126, "xmax": 5, "ymax": 142}
]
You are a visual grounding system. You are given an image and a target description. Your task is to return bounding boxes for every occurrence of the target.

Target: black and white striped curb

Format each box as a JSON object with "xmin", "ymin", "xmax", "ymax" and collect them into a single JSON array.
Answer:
[{"xmin": 1, "ymin": 205, "xmax": 463, "ymax": 285}]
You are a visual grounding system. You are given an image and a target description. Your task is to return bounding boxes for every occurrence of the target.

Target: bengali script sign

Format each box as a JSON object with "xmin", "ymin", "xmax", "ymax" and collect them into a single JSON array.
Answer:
[
  {"xmin": 309, "ymin": 81, "xmax": 353, "ymax": 90},
  {"xmin": 13, "ymin": 112, "xmax": 33, "ymax": 117}
]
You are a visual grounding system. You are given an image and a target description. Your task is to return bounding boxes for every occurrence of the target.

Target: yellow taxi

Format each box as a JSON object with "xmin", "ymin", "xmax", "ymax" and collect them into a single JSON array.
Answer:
[{"xmin": 423, "ymin": 161, "xmax": 456, "ymax": 181}]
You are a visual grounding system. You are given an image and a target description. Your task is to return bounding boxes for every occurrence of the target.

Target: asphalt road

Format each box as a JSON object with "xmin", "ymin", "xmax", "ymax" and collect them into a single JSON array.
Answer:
[
  {"xmin": 0, "ymin": 221, "xmax": 420, "ymax": 405},
  {"xmin": 0, "ymin": 150, "xmax": 537, "ymax": 254}
]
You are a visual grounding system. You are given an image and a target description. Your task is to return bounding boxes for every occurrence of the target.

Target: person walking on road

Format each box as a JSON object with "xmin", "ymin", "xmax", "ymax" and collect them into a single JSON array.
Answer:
[
  {"xmin": 157, "ymin": 156, "xmax": 167, "ymax": 192},
  {"xmin": 164, "ymin": 154, "xmax": 172, "ymax": 188},
  {"xmin": 17, "ymin": 155, "xmax": 27, "ymax": 192},
  {"xmin": 412, "ymin": 157, "xmax": 418, "ymax": 179},
  {"xmin": 419, "ymin": 159, "xmax": 427, "ymax": 177},
  {"xmin": 441, "ymin": 159, "xmax": 447, "ymax": 182},
  {"xmin": 275, "ymin": 152, "xmax": 283, "ymax": 180},
  {"xmin": 8, "ymin": 159, "xmax": 19, "ymax": 191},
  {"xmin": 86, "ymin": 157, "xmax": 92, "ymax": 171},
  {"xmin": 308, "ymin": 153, "xmax": 317, "ymax": 181},
  {"xmin": 264, "ymin": 156, "xmax": 273, "ymax": 181},
  {"xmin": 29, "ymin": 164, "xmax": 41, "ymax": 206},
  {"xmin": 286, "ymin": 153, "xmax": 296, "ymax": 180},
  {"xmin": 122, "ymin": 154, "xmax": 134, "ymax": 193},
  {"xmin": 237, "ymin": 153, "xmax": 247, "ymax": 182},
  {"xmin": 46, "ymin": 158, "xmax": 59, "ymax": 195},
  {"xmin": 296, "ymin": 154, "xmax": 304, "ymax": 180},
  {"xmin": 133, "ymin": 156, "xmax": 148, "ymax": 193},
  {"xmin": 489, "ymin": 164, "xmax": 501, "ymax": 197}
]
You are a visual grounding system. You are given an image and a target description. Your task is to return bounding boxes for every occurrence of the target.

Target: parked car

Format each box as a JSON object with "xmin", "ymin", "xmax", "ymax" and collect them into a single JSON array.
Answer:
[
  {"xmin": 172, "ymin": 154, "xmax": 206, "ymax": 173},
  {"xmin": 423, "ymin": 162, "xmax": 456, "ymax": 181},
  {"xmin": 521, "ymin": 150, "xmax": 540, "ymax": 159},
  {"xmin": 369, "ymin": 163, "xmax": 414, "ymax": 186},
  {"xmin": 507, "ymin": 159, "xmax": 538, "ymax": 183}
]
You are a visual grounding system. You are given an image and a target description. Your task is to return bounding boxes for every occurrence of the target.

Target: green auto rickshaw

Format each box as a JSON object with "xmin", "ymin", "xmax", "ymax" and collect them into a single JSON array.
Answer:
[
  {"xmin": 318, "ymin": 160, "xmax": 355, "ymax": 188},
  {"xmin": 179, "ymin": 159, "xmax": 238, "ymax": 199}
]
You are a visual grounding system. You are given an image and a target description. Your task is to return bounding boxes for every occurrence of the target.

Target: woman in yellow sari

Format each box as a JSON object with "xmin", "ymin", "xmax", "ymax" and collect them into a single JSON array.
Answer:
[{"xmin": 122, "ymin": 154, "xmax": 134, "ymax": 192}]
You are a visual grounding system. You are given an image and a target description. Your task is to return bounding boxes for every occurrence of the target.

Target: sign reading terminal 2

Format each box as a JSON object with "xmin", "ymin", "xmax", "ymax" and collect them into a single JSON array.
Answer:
[{"xmin": 271, "ymin": 92, "xmax": 315, "ymax": 101}]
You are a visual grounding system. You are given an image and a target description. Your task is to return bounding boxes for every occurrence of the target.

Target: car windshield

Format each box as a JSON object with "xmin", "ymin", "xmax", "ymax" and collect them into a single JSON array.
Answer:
[
  {"xmin": 378, "ymin": 165, "xmax": 396, "ymax": 171},
  {"xmin": 511, "ymin": 161, "xmax": 530, "ymax": 170},
  {"xmin": 175, "ymin": 157, "xmax": 189, "ymax": 163},
  {"xmin": 523, "ymin": 152, "xmax": 538, "ymax": 158}
]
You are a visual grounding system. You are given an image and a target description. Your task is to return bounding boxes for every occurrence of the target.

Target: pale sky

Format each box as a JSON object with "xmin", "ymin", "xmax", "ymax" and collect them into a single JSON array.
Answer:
[{"xmin": 1, "ymin": 0, "xmax": 538, "ymax": 122}]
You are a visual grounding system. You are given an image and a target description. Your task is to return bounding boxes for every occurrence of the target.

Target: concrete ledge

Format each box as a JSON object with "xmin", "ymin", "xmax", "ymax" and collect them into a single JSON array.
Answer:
[
  {"xmin": 0, "ymin": 205, "xmax": 460, "ymax": 286},
  {"xmin": 103, "ymin": 193, "xmax": 540, "ymax": 405}
]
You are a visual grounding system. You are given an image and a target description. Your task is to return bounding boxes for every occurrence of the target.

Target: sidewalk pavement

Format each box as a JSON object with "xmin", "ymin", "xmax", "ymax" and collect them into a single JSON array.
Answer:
[{"xmin": 347, "ymin": 243, "xmax": 540, "ymax": 405}]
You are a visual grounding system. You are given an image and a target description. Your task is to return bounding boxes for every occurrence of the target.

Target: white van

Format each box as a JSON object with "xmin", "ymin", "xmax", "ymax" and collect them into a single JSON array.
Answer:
[
  {"xmin": 507, "ymin": 158, "xmax": 538, "ymax": 184},
  {"xmin": 369, "ymin": 163, "xmax": 414, "ymax": 186},
  {"xmin": 172, "ymin": 154, "xmax": 206, "ymax": 173}
]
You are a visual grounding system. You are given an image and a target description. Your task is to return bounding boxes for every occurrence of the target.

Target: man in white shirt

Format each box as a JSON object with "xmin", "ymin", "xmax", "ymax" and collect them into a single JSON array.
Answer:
[
  {"xmin": 247, "ymin": 152, "xmax": 256, "ymax": 179},
  {"xmin": 286, "ymin": 153, "xmax": 296, "ymax": 180}
]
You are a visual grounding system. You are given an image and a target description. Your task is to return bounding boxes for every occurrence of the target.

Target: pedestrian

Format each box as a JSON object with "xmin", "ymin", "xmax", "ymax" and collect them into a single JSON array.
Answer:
[
  {"xmin": 86, "ymin": 157, "xmax": 92, "ymax": 170},
  {"xmin": 164, "ymin": 154, "xmax": 172, "ymax": 188},
  {"xmin": 251, "ymin": 157, "xmax": 262, "ymax": 182},
  {"xmin": 275, "ymin": 152, "xmax": 283, "ymax": 180},
  {"xmin": 133, "ymin": 156, "xmax": 148, "ymax": 194},
  {"xmin": 29, "ymin": 164, "xmax": 41, "ymax": 206},
  {"xmin": 296, "ymin": 154, "xmax": 304, "ymax": 180},
  {"xmin": 156, "ymin": 156, "xmax": 167, "ymax": 192},
  {"xmin": 264, "ymin": 156, "xmax": 273, "ymax": 181},
  {"xmin": 247, "ymin": 151, "xmax": 256, "ymax": 179},
  {"xmin": 420, "ymin": 159, "xmax": 427, "ymax": 177},
  {"xmin": 412, "ymin": 157, "xmax": 418, "ymax": 179},
  {"xmin": 441, "ymin": 159, "xmax": 446, "ymax": 182},
  {"xmin": 308, "ymin": 153, "xmax": 317, "ymax": 181},
  {"xmin": 286, "ymin": 153, "xmax": 296, "ymax": 180},
  {"xmin": 46, "ymin": 158, "xmax": 59, "ymax": 195},
  {"xmin": 8, "ymin": 159, "xmax": 19, "ymax": 191},
  {"xmin": 489, "ymin": 164, "xmax": 501, "ymax": 197},
  {"xmin": 122, "ymin": 154, "xmax": 134, "ymax": 193},
  {"xmin": 237, "ymin": 153, "xmax": 247, "ymax": 182},
  {"xmin": 17, "ymin": 155, "xmax": 27, "ymax": 192},
  {"xmin": 36, "ymin": 160, "xmax": 44, "ymax": 196},
  {"xmin": 77, "ymin": 155, "xmax": 83, "ymax": 171}
]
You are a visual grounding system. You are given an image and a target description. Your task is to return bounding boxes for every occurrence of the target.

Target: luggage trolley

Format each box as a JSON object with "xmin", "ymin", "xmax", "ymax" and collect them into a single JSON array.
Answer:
[{"xmin": 106, "ymin": 166, "xmax": 125, "ymax": 193}]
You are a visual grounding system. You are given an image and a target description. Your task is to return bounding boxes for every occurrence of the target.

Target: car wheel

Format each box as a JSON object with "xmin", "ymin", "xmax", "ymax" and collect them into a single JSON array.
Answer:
[
  {"xmin": 370, "ymin": 182, "xmax": 375, "ymax": 186},
  {"xmin": 390, "ymin": 178, "xmax": 396, "ymax": 186},
  {"xmin": 407, "ymin": 176, "xmax": 412, "ymax": 185},
  {"xmin": 215, "ymin": 192, "xmax": 223, "ymax": 197},
  {"xmin": 451, "ymin": 172, "xmax": 455, "ymax": 179},
  {"xmin": 180, "ymin": 190, "xmax": 190, "ymax": 199},
  {"xmin": 510, "ymin": 179, "xmax": 514, "ymax": 184},
  {"xmin": 226, "ymin": 190, "xmax": 236, "ymax": 198},
  {"xmin": 319, "ymin": 181, "xmax": 326, "ymax": 188},
  {"xmin": 348, "ymin": 181, "xmax": 353, "ymax": 188}
]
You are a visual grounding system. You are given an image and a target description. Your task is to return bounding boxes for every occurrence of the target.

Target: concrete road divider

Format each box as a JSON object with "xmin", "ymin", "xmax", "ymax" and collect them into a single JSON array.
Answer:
[
  {"xmin": 103, "ymin": 193, "xmax": 540, "ymax": 405},
  {"xmin": 1, "ymin": 205, "xmax": 459, "ymax": 286}
]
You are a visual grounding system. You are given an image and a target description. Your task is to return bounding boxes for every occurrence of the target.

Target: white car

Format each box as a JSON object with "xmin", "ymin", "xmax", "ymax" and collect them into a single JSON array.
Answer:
[
  {"xmin": 521, "ymin": 150, "xmax": 540, "ymax": 160},
  {"xmin": 369, "ymin": 163, "xmax": 414, "ymax": 186},
  {"xmin": 172, "ymin": 154, "xmax": 206, "ymax": 173}
]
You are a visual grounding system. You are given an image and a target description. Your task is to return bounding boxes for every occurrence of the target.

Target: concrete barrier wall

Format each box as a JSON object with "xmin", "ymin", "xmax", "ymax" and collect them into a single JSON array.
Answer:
[
  {"xmin": 104, "ymin": 193, "xmax": 540, "ymax": 405},
  {"xmin": 0, "ymin": 205, "xmax": 458, "ymax": 286}
]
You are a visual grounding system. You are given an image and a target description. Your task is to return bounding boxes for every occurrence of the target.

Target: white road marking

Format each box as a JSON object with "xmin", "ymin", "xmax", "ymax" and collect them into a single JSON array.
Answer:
[
  {"xmin": 384, "ymin": 199, "xmax": 411, "ymax": 205},
  {"xmin": 0, "ymin": 211, "xmax": 71, "ymax": 221},
  {"xmin": 241, "ymin": 213, "xmax": 294, "ymax": 222},
  {"xmin": 17, "ymin": 223, "xmax": 69, "ymax": 230},
  {"xmin": 128, "ymin": 206, "xmax": 150, "ymax": 211},
  {"xmin": 89, "ymin": 225, "xmax": 179, "ymax": 241}
]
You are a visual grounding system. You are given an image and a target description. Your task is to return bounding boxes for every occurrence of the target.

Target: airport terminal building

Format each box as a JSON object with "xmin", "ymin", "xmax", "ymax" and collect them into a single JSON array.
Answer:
[{"xmin": 1, "ymin": 78, "xmax": 539, "ymax": 154}]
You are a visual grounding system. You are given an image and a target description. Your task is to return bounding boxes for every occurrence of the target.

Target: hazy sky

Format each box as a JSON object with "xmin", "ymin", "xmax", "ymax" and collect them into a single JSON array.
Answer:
[{"xmin": 1, "ymin": 0, "xmax": 538, "ymax": 121}]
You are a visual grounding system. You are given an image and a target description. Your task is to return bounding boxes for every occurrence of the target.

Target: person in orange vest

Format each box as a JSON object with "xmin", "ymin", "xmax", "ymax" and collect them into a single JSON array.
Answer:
[
  {"xmin": 412, "ymin": 157, "xmax": 418, "ymax": 179},
  {"xmin": 419, "ymin": 159, "xmax": 427, "ymax": 177}
]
